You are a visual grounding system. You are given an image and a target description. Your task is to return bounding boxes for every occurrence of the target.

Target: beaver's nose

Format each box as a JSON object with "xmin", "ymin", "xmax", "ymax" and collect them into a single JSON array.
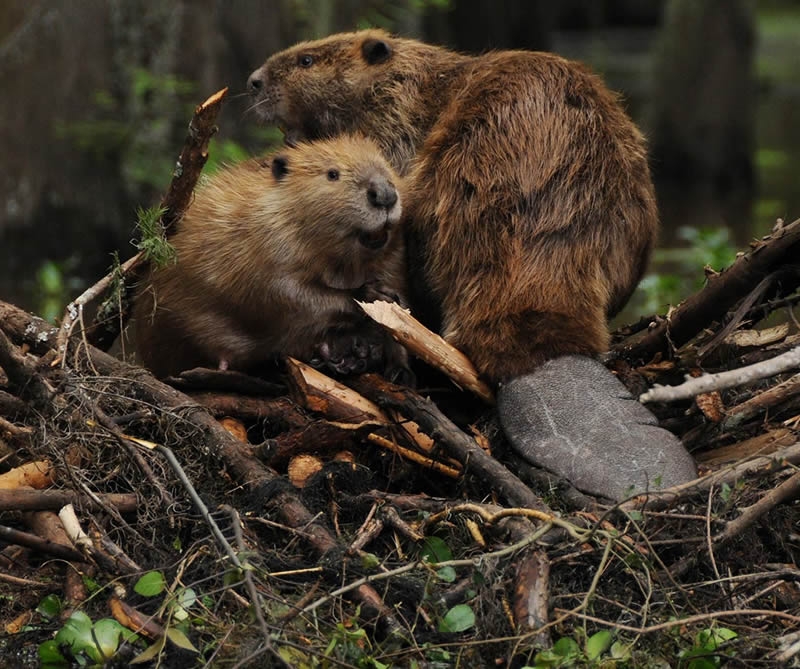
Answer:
[
  {"xmin": 367, "ymin": 178, "xmax": 398, "ymax": 210},
  {"xmin": 247, "ymin": 69, "xmax": 264, "ymax": 94}
]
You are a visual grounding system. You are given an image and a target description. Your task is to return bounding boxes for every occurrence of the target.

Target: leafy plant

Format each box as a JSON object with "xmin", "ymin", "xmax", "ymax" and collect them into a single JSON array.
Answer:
[
  {"xmin": 322, "ymin": 615, "xmax": 388, "ymax": 669},
  {"xmin": 678, "ymin": 626, "xmax": 738, "ymax": 668},
  {"xmin": 636, "ymin": 225, "xmax": 738, "ymax": 314},
  {"xmin": 127, "ymin": 570, "xmax": 200, "ymax": 664},
  {"xmin": 528, "ymin": 630, "xmax": 630, "ymax": 668},
  {"xmin": 38, "ymin": 611, "xmax": 141, "ymax": 668}
]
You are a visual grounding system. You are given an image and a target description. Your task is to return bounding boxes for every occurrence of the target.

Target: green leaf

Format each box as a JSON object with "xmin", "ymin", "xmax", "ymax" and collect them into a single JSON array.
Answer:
[
  {"xmin": 134, "ymin": 571, "xmax": 166, "ymax": 597},
  {"xmin": 224, "ymin": 567, "xmax": 244, "ymax": 586},
  {"xmin": 170, "ymin": 587, "xmax": 197, "ymax": 621},
  {"xmin": 37, "ymin": 594, "xmax": 63, "ymax": 620},
  {"xmin": 421, "ymin": 536, "xmax": 452, "ymax": 563},
  {"xmin": 54, "ymin": 611, "xmax": 95, "ymax": 657},
  {"xmin": 610, "ymin": 641, "xmax": 632, "ymax": 660},
  {"xmin": 361, "ymin": 552, "xmax": 380, "ymax": 569},
  {"xmin": 38, "ymin": 640, "xmax": 69, "ymax": 668},
  {"xmin": 130, "ymin": 635, "xmax": 166, "ymax": 664},
  {"xmin": 530, "ymin": 649, "xmax": 561, "ymax": 667},
  {"xmin": 551, "ymin": 636, "xmax": 580, "ymax": 658},
  {"xmin": 278, "ymin": 644, "xmax": 313, "ymax": 668},
  {"xmin": 166, "ymin": 627, "xmax": 198, "ymax": 652},
  {"xmin": 436, "ymin": 566, "xmax": 457, "ymax": 583},
  {"xmin": 585, "ymin": 630, "xmax": 613, "ymax": 660},
  {"xmin": 715, "ymin": 627, "xmax": 738, "ymax": 642},
  {"xmin": 82, "ymin": 576, "xmax": 101, "ymax": 593},
  {"xmin": 93, "ymin": 618, "xmax": 136, "ymax": 658},
  {"xmin": 687, "ymin": 658, "xmax": 719, "ymax": 669},
  {"xmin": 626, "ymin": 510, "xmax": 643, "ymax": 522},
  {"xmin": 438, "ymin": 604, "xmax": 475, "ymax": 633}
]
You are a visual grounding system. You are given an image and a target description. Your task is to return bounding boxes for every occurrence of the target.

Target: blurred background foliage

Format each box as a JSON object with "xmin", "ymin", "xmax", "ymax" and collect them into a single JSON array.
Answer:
[{"xmin": 0, "ymin": 0, "xmax": 796, "ymax": 322}]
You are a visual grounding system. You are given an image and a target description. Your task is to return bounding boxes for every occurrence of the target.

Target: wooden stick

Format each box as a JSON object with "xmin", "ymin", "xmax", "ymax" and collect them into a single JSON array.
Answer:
[
  {"xmin": 350, "ymin": 374, "xmax": 550, "ymax": 512},
  {"xmin": 285, "ymin": 357, "xmax": 440, "ymax": 458},
  {"xmin": 723, "ymin": 372, "xmax": 800, "ymax": 429},
  {"xmin": 640, "ymin": 346, "xmax": 800, "ymax": 403},
  {"xmin": 669, "ymin": 470, "xmax": 800, "ymax": 579},
  {"xmin": 0, "ymin": 489, "xmax": 137, "ymax": 513},
  {"xmin": 0, "ymin": 523, "xmax": 84, "ymax": 562},
  {"xmin": 620, "ymin": 440, "xmax": 800, "ymax": 512},
  {"xmin": 358, "ymin": 300, "xmax": 494, "ymax": 404}
]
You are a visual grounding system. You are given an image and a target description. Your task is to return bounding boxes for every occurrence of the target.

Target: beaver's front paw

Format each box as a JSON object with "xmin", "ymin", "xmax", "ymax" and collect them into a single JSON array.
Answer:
[{"xmin": 310, "ymin": 332, "xmax": 384, "ymax": 376}]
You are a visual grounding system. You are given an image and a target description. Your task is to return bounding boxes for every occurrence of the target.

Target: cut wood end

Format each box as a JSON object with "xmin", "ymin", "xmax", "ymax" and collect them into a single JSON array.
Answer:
[{"xmin": 200, "ymin": 88, "xmax": 228, "ymax": 110}]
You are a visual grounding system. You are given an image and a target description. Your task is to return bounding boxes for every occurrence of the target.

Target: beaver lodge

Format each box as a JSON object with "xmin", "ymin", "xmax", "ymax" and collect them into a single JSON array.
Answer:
[{"xmin": 2, "ymin": 90, "xmax": 800, "ymax": 668}]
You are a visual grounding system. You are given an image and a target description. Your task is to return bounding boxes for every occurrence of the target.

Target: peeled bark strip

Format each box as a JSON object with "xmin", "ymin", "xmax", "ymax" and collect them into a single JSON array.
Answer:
[{"xmin": 357, "ymin": 300, "xmax": 494, "ymax": 403}]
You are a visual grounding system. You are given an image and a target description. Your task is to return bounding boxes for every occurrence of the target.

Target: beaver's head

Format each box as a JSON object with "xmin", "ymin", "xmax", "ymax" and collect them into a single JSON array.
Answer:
[
  {"xmin": 247, "ymin": 30, "xmax": 396, "ymax": 147},
  {"xmin": 264, "ymin": 135, "xmax": 403, "ymax": 290}
]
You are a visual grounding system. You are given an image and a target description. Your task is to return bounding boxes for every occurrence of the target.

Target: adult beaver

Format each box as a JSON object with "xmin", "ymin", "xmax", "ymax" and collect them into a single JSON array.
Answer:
[
  {"xmin": 247, "ymin": 30, "xmax": 696, "ymax": 500},
  {"xmin": 134, "ymin": 134, "xmax": 408, "ymax": 380}
]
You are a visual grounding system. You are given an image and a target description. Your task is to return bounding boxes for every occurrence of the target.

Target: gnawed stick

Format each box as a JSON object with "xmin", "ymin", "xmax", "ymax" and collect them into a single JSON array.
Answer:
[
  {"xmin": 640, "ymin": 345, "xmax": 800, "ymax": 403},
  {"xmin": 57, "ymin": 87, "xmax": 229, "ymax": 354},
  {"xmin": 357, "ymin": 300, "xmax": 494, "ymax": 404},
  {"xmin": 616, "ymin": 216, "xmax": 800, "ymax": 365}
]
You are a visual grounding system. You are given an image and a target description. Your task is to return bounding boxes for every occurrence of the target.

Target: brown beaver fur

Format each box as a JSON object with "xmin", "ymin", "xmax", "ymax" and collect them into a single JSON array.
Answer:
[
  {"xmin": 248, "ymin": 30, "xmax": 657, "ymax": 384},
  {"xmin": 134, "ymin": 134, "xmax": 407, "ymax": 378}
]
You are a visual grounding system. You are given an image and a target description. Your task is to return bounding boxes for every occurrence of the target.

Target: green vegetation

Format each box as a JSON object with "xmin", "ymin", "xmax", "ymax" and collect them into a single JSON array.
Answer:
[
  {"xmin": 134, "ymin": 205, "xmax": 174, "ymax": 267},
  {"xmin": 36, "ymin": 571, "xmax": 204, "ymax": 667},
  {"xmin": 636, "ymin": 225, "xmax": 738, "ymax": 314}
]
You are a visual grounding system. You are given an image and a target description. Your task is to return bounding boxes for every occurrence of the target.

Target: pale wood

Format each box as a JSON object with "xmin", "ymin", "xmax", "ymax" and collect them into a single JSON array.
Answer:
[
  {"xmin": 640, "ymin": 345, "xmax": 800, "ymax": 403},
  {"xmin": 357, "ymin": 300, "xmax": 494, "ymax": 404},
  {"xmin": 0, "ymin": 460, "xmax": 53, "ymax": 490},
  {"xmin": 697, "ymin": 428, "xmax": 796, "ymax": 466}
]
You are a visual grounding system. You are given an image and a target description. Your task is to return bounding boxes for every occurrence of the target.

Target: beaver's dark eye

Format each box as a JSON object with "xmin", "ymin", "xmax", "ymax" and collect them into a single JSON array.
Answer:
[
  {"xmin": 298, "ymin": 54, "xmax": 314, "ymax": 68},
  {"xmin": 327, "ymin": 169, "xmax": 340, "ymax": 181}
]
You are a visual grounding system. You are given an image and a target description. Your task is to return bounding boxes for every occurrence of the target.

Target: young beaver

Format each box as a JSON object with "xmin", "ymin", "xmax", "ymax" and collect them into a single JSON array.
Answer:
[
  {"xmin": 134, "ymin": 134, "xmax": 407, "ymax": 379},
  {"xmin": 247, "ymin": 31, "xmax": 697, "ymax": 500}
]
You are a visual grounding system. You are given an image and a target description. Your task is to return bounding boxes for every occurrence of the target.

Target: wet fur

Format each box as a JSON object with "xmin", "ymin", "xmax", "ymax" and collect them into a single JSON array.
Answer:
[
  {"xmin": 249, "ymin": 31, "xmax": 657, "ymax": 383},
  {"xmin": 134, "ymin": 135, "xmax": 407, "ymax": 378}
]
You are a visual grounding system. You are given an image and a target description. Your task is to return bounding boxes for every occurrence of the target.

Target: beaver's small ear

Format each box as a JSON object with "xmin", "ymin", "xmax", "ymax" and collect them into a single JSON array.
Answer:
[
  {"xmin": 362, "ymin": 38, "xmax": 392, "ymax": 65},
  {"xmin": 271, "ymin": 155, "xmax": 289, "ymax": 180}
]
